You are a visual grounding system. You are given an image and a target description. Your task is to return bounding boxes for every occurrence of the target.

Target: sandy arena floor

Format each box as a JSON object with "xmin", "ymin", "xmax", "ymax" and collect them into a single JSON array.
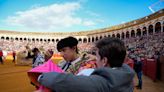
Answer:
[{"xmin": 0, "ymin": 60, "xmax": 164, "ymax": 92}]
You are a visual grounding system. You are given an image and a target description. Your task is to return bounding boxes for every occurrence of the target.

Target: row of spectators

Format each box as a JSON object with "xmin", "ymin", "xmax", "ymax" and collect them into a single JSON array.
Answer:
[
  {"xmin": 124, "ymin": 32, "xmax": 164, "ymax": 60},
  {"xmin": 0, "ymin": 32, "xmax": 163, "ymax": 59}
]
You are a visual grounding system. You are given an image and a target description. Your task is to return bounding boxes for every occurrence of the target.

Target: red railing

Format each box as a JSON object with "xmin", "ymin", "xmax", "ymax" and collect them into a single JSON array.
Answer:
[{"xmin": 142, "ymin": 58, "xmax": 157, "ymax": 81}]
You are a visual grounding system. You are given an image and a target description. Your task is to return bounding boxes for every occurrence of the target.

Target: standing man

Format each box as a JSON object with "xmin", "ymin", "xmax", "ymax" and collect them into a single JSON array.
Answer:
[
  {"xmin": 0, "ymin": 49, "xmax": 3, "ymax": 64},
  {"xmin": 57, "ymin": 36, "xmax": 96, "ymax": 74},
  {"xmin": 13, "ymin": 51, "xmax": 16, "ymax": 63},
  {"xmin": 134, "ymin": 56, "xmax": 143, "ymax": 89},
  {"xmin": 32, "ymin": 48, "xmax": 45, "ymax": 68}
]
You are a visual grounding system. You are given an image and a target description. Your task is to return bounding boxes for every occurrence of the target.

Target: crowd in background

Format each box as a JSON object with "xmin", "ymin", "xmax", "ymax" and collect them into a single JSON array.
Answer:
[
  {"xmin": 0, "ymin": 32, "xmax": 163, "ymax": 91},
  {"xmin": 124, "ymin": 32, "xmax": 164, "ymax": 60},
  {"xmin": 0, "ymin": 32, "xmax": 163, "ymax": 60}
]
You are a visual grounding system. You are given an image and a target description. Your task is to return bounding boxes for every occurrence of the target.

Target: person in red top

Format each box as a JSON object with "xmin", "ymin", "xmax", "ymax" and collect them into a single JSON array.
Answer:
[
  {"xmin": 13, "ymin": 51, "xmax": 16, "ymax": 63},
  {"xmin": 0, "ymin": 49, "xmax": 3, "ymax": 64}
]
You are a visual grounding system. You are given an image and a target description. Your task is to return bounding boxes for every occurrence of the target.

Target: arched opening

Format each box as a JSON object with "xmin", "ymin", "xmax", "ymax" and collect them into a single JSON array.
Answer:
[
  {"xmin": 32, "ymin": 38, "xmax": 35, "ymax": 42},
  {"xmin": 48, "ymin": 39, "xmax": 50, "ymax": 42},
  {"xmin": 126, "ymin": 31, "xmax": 130, "ymax": 38},
  {"xmin": 148, "ymin": 25, "xmax": 153, "ymax": 35},
  {"xmin": 1, "ymin": 36, "xmax": 4, "ymax": 40},
  {"xmin": 78, "ymin": 38, "xmax": 82, "ymax": 43},
  {"xmin": 83, "ymin": 38, "xmax": 87, "ymax": 43},
  {"xmin": 104, "ymin": 35, "xmax": 107, "ymax": 38},
  {"xmin": 155, "ymin": 22, "xmax": 161, "ymax": 33},
  {"xmin": 56, "ymin": 39, "xmax": 59, "ymax": 43},
  {"xmin": 95, "ymin": 36, "xmax": 98, "ymax": 41},
  {"xmin": 92, "ymin": 37, "xmax": 95, "ymax": 42},
  {"xmin": 24, "ymin": 38, "xmax": 27, "ymax": 41},
  {"xmin": 88, "ymin": 37, "xmax": 91, "ymax": 43},
  {"xmin": 108, "ymin": 34, "xmax": 111, "ymax": 37},
  {"xmin": 136, "ymin": 28, "xmax": 141, "ymax": 37},
  {"xmin": 6, "ymin": 37, "xmax": 9, "ymax": 40},
  {"xmin": 112, "ymin": 34, "xmax": 115, "ymax": 38},
  {"xmin": 131, "ymin": 30, "xmax": 135, "ymax": 38},
  {"xmin": 142, "ymin": 27, "xmax": 147, "ymax": 36},
  {"xmin": 116, "ymin": 33, "xmax": 120, "ymax": 38},
  {"xmin": 40, "ymin": 39, "xmax": 43, "ymax": 42},
  {"xmin": 36, "ymin": 38, "xmax": 39, "ymax": 42},
  {"xmin": 52, "ymin": 39, "xmax": 55, "ymax": 42},
  {"xmin": 121, "ymin": 32, "xmax": 125, "ymax": 39},
  {"xmin": 28, "ymin": 38, "xmax": 31, "ymax": 41},
  {"xmin": 20, "ymin": 38, "xmax": 23, "ymax": 41},
  {"xmin": 10, "ymin": 37, "xmax": 14, "ymax": 40},
  {"xmin": 100, "ymin": 36, "xmax": 102, "ymax": 39}
]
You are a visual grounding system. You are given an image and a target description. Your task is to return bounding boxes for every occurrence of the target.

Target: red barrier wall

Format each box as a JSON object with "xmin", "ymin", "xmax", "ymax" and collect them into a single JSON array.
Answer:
[
  {"xmin": 143, "ymin": 59, "xmax": 157, "ymax": 81},
  {"xmin": 142, "ymin": 59, "xmax": 147, "ymax": 75}
]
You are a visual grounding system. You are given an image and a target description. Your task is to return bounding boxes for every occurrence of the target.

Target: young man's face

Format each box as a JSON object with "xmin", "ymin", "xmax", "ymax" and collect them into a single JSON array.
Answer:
[
  {"xmin": 33, "ymin": 51, "xmax": 38, "ymax": 56},
  {"xmin": 60, "ymin": 47, "xmax": 76, "ymax": 62}
]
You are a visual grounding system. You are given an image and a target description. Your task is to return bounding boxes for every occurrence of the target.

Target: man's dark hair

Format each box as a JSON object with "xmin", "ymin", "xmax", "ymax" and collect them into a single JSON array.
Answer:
[
  {"xmin": 57, "ymin": 36, "xmax": 78, "ymax": 53},
  {"xmin": 32, "ymin": 48, "xmax": 39, "ymax": 53},
  {"xmin": 95, "ymin": 37, "xmax": 126, "ymax": 67}
]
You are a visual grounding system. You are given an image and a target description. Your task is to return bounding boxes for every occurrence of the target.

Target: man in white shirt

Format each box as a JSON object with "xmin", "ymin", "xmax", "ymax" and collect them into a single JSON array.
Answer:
[{"xmin": 32, "ymin": 48, "xmax": 45, "ymax": 68}]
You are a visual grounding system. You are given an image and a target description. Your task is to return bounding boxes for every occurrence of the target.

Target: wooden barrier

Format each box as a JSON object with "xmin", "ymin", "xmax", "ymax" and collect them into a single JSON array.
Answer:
[
  {"xmin": 145, "ymin": 59, "xmax": 157, "ymax": 81},
  {"xmin": 160, "ymin": 56, "xmax": 164, "ymax": 82},
  {"xmin": 142, "ymin": 58, "xmax": 147, "ymax": 75}
]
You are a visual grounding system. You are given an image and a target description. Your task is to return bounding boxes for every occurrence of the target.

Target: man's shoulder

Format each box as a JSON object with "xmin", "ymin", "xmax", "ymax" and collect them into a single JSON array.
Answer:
[{"xmin": 92, "ymin": 64, "xmax": 134, "ymax": 75}]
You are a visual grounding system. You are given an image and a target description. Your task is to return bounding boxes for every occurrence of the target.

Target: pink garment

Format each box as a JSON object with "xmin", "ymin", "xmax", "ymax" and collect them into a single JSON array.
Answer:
[{"xmin": 27, "ymin": 59, "xmax": 63, "ymax": 92}]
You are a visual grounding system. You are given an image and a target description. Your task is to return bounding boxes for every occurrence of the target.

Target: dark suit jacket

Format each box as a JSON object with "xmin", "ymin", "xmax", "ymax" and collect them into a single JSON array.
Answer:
[{"xmin": 38, "ymin": 64, "xmax": 135, "ymax": 92}]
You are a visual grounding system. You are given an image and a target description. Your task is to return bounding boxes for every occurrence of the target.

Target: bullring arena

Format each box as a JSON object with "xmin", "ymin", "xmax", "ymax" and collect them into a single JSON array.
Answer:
[{"xmin": 0, "ymin": 9, "xmax": 164, "ymax": 92}]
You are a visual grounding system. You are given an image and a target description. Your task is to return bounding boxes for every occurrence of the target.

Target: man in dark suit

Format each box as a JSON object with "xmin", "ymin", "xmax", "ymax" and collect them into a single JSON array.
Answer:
[{"xmin": 38, "ymin": 37, "xmax": 135, "ymax": 92}]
